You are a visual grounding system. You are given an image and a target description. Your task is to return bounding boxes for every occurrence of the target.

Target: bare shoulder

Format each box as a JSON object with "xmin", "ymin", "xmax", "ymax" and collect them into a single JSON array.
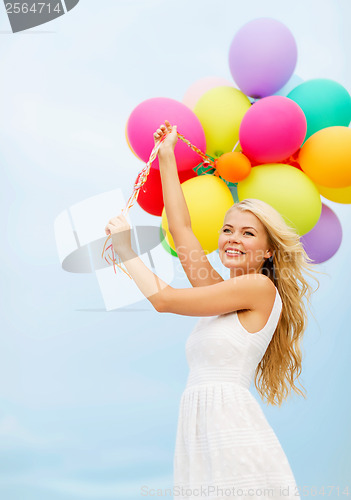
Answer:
[
  {"xmin": 236, "ymin": 273, "xmax": 276, "ymax": 311},
  {"xmin": 236, "ymin": 275, "xmax": 278, "ymax": 334}
]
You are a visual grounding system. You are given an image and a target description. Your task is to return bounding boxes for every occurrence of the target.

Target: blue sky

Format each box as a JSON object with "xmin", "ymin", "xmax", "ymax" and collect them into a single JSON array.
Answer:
[{"xmin": 0, "ymin": 0, "xmax": 350, "ymax": 498}]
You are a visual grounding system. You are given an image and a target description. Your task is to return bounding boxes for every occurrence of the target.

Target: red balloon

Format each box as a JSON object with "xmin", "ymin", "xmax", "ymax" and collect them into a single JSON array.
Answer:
[
  {"xmin": 136, "ymin": 168, "xmax": 197, "ymax": 216},
  {"xmin": 282, "ymin": 148, "xmax": 303, "ymax": 170},
  {"xmin": 250, "ymin": 144, "xmax": 303, "ymax": 170}
]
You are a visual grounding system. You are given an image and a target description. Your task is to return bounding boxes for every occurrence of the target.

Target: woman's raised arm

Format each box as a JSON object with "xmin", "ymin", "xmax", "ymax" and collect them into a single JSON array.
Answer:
[
  {"xmin": 156, "ymin": 122, "xmax": 192, "ymax": 231},
  {"xmin": 155, "ymin": 121, "xmax": 224, "ymax": 287}
]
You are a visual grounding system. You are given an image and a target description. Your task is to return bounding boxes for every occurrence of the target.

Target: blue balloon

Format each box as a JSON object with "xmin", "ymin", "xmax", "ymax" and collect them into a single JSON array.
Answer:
[{"xmin": 288, "ymin": 78, "xmax": 351, "ymax": 142}]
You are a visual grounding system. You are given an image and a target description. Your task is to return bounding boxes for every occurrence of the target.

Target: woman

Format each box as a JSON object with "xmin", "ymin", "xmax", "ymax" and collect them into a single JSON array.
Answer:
[{"xmin": 105, "ymin": 121, "xmax": 320, "ymax": 499}]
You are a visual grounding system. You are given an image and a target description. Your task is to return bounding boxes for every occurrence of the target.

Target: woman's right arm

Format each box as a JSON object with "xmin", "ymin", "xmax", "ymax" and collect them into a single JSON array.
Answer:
[{"xmin": 155, "ymin": 122, "xmax": 224, "ymax": 287}]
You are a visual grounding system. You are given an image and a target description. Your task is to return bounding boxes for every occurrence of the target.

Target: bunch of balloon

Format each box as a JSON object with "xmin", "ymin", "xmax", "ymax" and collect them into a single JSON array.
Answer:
[{"xmin": 123, "ymin": 17, "xmax": 351, "ymax": 265}]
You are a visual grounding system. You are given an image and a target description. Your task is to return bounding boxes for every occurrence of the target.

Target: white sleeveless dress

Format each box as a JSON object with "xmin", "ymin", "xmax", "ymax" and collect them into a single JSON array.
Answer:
[{"xmin": 173, "ymin": 286, "xmax": 300, "ymax": 499}]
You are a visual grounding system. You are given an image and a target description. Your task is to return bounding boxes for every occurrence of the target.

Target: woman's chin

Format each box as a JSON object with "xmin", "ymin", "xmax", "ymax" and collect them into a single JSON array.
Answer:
[{"xmin": 222, "ymin": 261, "xmax": 242, "ymax": 269}]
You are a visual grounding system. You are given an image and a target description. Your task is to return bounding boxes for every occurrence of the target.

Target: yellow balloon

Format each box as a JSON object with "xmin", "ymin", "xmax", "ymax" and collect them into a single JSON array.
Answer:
[
  {"xmin": 316, "ymin": 182, "xmax": 351, "ymax": 204},
  {"xmin": 237, "ymin": 164, "xmax": 322, "ymax": 236},
  {"xmin": 161, "ymin": 175, "xmax": 234, "ymax": 254},
  {"xmin": 194, "ymin": 86, "xmax": 251, "ymax": 158},
  {"xmin": 299, "ymin": 126, "xmax": 351, "ymax": 188}
]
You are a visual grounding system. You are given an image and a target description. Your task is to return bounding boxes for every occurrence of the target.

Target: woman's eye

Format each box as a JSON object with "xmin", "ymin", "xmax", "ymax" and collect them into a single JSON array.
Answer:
[{"xmin": 223, "ymin": 229, "xmax": 253, "ymax": 235}]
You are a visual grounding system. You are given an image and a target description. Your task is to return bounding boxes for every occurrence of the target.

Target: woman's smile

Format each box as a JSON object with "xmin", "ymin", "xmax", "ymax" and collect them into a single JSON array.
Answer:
[{"xmin": 224, "ymin": 250, "xmax": 246, "ymax": 257}]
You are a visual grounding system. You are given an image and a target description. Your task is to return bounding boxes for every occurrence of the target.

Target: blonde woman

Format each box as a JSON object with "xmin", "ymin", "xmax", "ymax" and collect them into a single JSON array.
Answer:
[{"xmin": 105, "ymin": 121, "xmax": 320, "ymax": 499}]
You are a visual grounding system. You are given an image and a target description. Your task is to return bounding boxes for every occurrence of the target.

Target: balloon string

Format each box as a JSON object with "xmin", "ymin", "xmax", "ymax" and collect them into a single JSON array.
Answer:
[
  {"xmin": 232, "ymin": 139, "xmax": 240, "ymax": 152},
  {"xmin": 101, "ymin": 131, "xmax": 215, "ymax": 278}
]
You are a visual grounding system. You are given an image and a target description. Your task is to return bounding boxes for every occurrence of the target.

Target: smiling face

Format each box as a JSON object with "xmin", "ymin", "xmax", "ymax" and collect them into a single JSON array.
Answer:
[{"xmin": 218, "ymin": 208, "xmax": 273, "ymax": 278}]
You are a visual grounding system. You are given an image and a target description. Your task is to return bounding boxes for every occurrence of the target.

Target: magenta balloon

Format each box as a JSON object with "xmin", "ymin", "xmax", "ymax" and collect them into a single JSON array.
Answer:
[
  {"xmin": 300, "ymin": 204, "xmax": 342, "ymax": 264},
  {"xmin": 229, "ymin": 18, "xmax": 297, "ymax": 98},
  {"xmin": 239, "ymin": 96, "xmax": 306, "ymax": 163},
  {"xmin": 126, "ymin": 97, "xmax": 206, "ymax": 172}
]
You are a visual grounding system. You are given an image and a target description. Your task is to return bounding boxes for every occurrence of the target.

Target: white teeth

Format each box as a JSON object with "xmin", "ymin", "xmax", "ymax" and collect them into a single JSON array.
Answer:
[{"xmin": 226, "ymin": 250, "xmax": 243, "ymax": 254}]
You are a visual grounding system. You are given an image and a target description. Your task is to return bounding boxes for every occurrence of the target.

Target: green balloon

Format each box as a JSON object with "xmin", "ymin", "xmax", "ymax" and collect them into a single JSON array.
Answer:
[
  {"xmin": 159, "ymin": 224, "xmax": 177, "ymax": 257},
  {"xmin": 287, "ymin": 78, "xmax": 351, "ymax": 142}
]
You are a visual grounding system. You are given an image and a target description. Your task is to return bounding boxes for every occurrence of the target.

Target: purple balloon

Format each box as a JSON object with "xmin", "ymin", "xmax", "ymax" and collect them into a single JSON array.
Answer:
[
  {"xmin": 228, "ymin": 18, "xmax": 297, "ymax": 98},
  {"xmin": 300, "ymin": 204, "xmax": 342, "ymax": 264}
]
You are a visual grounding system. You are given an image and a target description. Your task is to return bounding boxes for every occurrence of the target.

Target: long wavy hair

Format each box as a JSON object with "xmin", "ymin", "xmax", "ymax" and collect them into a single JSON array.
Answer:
[{"xmin": 226, "ymin": 198, "xmax": 324, "ymax": 407}]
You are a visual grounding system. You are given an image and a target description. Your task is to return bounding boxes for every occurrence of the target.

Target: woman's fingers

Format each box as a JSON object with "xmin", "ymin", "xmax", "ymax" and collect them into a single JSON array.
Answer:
[
  {"xmin": 154, "ymin": 126, "xmax": 166, "ymax": 141},
  {"xmin": 154, "ymin": 121, "xmax": 175, "ymax": 142},
  {"xmin": 165, "ymin": 119, "xmax": 173, "ymax": 132},
  {"xmin": 105, "ymin": 217, "xmax": 123, "ymax": 235}
]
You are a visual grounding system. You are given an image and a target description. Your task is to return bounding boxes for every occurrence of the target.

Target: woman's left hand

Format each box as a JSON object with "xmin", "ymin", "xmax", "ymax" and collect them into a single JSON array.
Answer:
[{"xmin": 105, "ymin": 213, "xmax": 132, "ymax": 253}]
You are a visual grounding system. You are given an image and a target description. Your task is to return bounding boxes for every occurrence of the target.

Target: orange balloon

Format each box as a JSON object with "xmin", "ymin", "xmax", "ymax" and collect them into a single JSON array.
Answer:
[
  {"xmin": 316, "ymin": 182, "xmax": 351, "ymax": 204},
  {"xmin": 299, "ymin": 126, "xmax": 351, "ymax": 188},
  {"xmin": 215, "ymin": 152, "xmax": 251, "ymax": 183}
]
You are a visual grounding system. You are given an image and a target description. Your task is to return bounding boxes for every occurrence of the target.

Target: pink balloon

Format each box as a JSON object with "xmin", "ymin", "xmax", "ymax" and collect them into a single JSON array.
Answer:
[
  {"xmin": 182, "ymin": 77, "xmax": 235, "ymax": 110},
  {"xmin": 239, "ymin": 96, "xmax": 307, "ymax": 163},
  {"xmin": 126, "ymin": 97, "xmax": 206, "ymax": 172}
]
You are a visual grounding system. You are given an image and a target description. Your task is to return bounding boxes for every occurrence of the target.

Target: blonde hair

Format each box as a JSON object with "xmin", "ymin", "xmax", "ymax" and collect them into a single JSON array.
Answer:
[{"xmin": 226, "ymin": 198, "xmax": 324, "ymax": 407}]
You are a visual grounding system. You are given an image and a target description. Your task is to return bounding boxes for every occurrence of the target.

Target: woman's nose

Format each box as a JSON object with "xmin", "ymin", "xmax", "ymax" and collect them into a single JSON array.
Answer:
[{"xmin": 228, "ymin": 232, "xmax": 241, "ymax": 243}]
